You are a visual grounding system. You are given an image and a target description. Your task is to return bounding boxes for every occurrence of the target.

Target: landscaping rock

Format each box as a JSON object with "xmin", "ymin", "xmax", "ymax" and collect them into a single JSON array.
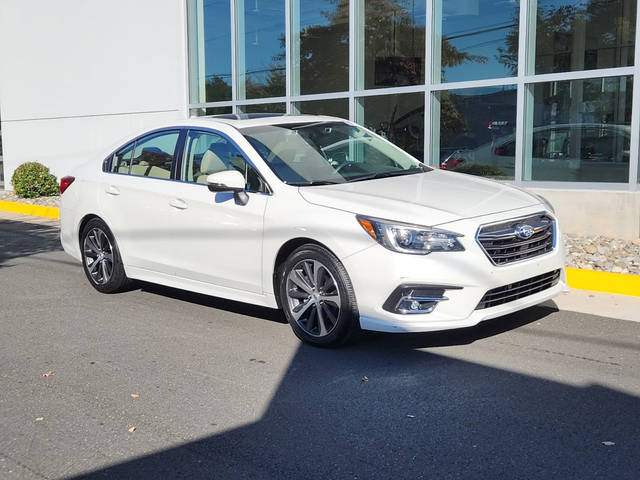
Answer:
[
  {"xmin": 564, "ymin": 234, "xmax": 640, "ymax": 275},
  {"xmin": 0, "ymin": 190, "xmax": 60, "ymax": 207}
]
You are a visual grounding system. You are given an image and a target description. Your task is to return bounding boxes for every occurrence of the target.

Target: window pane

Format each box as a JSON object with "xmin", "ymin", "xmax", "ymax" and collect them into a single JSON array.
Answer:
[
  {"xmin": 239, "ymin": 0, "xmax": 286, "ymax": 99},
  {"xmin": 436, "ymin": 86, "xmax": 517, "ymax": 180},
  {"xmin": 111, "ymin": 143, "xmax": 134, "ymax": 174},
  {"xmin": 188, "ymin": 0, "xmax": 232, "ymax": 103},
  {"xmin": 363, "ymin": 1, "xmax": 426, "ymax": 89},
  {"xmin": 526, "ymin": 76, "xmax": 632, "ymax": 182},
  {"xmin": 437, "ymin": 0, "xmax": 519, "ymax": 83},
  {"xmin": 182, "ymin": 131, "xmax": 266, "ymax": 192},
  {"xmin": 131, "ymin": 132, "xmax": 180, "ymax": 179},
  {"xmin": 190, "ymin": 106, "xmax": 233, "ymax": 117},
  {"xmin": 294, "ymin": 0, "xmax": 349, "ymax": 94},
  {"xmin": 241, "ymin": 121, "xmax": 425, "ymax": 185},
  {"xmin": 535, "ymin": 0, "xmax": 636, "ymax": 74},
  {"xmin": 295, "ymin": 98, "xmax": 349, "ymax": 118},
  {"xmin": 360, "ymin": 93, "xmax": 425, "ymax": 161},
  {"xmin": 239, "ymin": 103, "xmax": 286, "ymax": 114}
]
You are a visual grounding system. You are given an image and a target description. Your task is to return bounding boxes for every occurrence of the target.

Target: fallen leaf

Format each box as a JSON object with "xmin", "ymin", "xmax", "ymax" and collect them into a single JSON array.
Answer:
[
  {"xmin": 588, "ymin": 294, "xmax": 596, "ymax": 298},
  {"xmin": 602, "ymin": 441, "xmax": 615, "ymax": 446},
  {"xmin": 128, "ymin": 426, "xmax": 136, "ymax": 433},
  {"xmin": 42, "ymin": 371, "xmax": 54, "ymax": 377},
  {"xmin": 130, "ymin": 394, "xmax": 140, "ymax": 399},
  {"xmin": 406, "ymin": 414, "xmax": 416, "ymax": 418},
  {"xmin": 35, "ymin": 417, "xmax": 44, "ymax": 422},
  {"xmin": 361, "ymin": 376, "xmax": 369, "ymax": 382}
]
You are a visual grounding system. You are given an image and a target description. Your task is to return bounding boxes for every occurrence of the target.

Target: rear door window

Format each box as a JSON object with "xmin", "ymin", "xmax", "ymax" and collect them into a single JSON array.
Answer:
[
  {"xmin": 129, "ymin": 131, "xmax": 180, "ymax": 179},
  {"xmin": 111, "ymin": 142, "xmax": 134, "ymax": 174}
]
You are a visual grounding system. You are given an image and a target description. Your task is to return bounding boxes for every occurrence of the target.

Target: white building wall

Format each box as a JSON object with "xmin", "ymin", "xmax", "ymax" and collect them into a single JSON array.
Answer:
[{"xmin": 0, "ymin": 0, "xmax": 189, "ymax": 184}]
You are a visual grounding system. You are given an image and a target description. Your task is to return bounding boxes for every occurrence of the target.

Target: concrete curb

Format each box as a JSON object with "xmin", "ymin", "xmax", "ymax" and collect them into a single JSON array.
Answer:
[
  {"xmin": 0, "ymin": 202, "xmax": 638, "ymax": 297},
  {"xmin": 566, "ymin": 268, "xmax": 640, "ymax": 297},
  {"xmin": 0, "ymin": 200, "xmax": 59, "ymax": 219}
]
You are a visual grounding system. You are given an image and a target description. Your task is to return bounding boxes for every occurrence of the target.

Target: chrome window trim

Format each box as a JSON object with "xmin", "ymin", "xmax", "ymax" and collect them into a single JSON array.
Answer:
[{"xmin": 101, "ymin": 126, "xmax": 273, "ymax": 195}]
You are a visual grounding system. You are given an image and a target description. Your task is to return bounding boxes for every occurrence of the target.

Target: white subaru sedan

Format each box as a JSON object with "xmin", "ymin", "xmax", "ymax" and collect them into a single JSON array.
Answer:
[{"xmin": 60, "ymin": 115, "xmax": 567, "ymax": 346}]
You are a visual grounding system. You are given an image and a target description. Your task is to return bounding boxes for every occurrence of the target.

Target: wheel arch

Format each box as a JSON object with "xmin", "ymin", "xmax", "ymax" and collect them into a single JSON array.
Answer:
[
  {"xmin": 272, "ymin": 237, "xmax": 338, "ymax": 308},
  {"xmin": 78, "ymin": 214, "xmax": 102, "ymax": 248}
]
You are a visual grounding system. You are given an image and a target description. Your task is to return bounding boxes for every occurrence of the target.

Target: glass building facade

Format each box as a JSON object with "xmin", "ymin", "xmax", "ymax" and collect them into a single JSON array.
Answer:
[{"xmin": 187, "ymin": 0, "xmax": 640, "ymax": 189}]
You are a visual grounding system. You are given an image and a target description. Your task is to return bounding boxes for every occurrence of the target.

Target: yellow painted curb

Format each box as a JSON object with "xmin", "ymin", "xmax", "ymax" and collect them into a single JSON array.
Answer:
[
  {"xmin": 566, "ymin": 267, "xmax": 640, "ymax": 297},
  {"xmin": 0, "ymin": 200, "xmax": 60, "ymax": 219}
]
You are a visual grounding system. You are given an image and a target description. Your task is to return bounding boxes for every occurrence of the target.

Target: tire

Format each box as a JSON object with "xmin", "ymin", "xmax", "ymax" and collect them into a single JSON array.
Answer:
[
  {"xmin": 278, "ymin": 244, "xmax": 360, "ymax": 347},
  {"xmin": 80, "ymin": 218, "xmax": 130, "ymax": 294}
]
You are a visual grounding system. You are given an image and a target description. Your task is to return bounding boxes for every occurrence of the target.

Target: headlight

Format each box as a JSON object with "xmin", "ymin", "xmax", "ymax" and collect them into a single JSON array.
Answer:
[
  {"xmin": 357, "ymin": 215, "xmax": 464, "ymax": 255},
  {"xmin": 532, "ymin": 193, "xmax": 556, "ymax": 214}
]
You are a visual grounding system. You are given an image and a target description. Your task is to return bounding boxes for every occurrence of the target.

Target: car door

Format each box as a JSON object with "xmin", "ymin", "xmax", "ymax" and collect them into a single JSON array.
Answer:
[
  {"xmin": 163, "ymin": 128, "xmax": 269, "ymax": 294},
  {"xmin": 100, "ymin": 129, "xmax": 183, "ymax": 275}
]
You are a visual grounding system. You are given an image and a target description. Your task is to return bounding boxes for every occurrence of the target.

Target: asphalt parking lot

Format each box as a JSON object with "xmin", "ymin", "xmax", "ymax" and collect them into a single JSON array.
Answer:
[{"xmin": 1, "ymin": 215, "xmax": 639, "ymax": 479}]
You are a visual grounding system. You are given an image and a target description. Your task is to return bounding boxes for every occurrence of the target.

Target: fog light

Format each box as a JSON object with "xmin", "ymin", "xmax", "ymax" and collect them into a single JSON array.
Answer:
[
  {"xmin": 396, "ymin": 298, "xmax": 439, "ymax": 314},
  {"xmin": 382, "ymin": 284, "xmax": 463, "ymax": 315}
]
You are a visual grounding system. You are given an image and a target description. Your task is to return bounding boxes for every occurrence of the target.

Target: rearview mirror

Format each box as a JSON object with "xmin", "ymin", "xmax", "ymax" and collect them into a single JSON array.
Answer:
[
  {"xmin": 206, "ymin": 170, "xmax": 246, "ymax": 192},
  {"xmin": 206, "ymin": 170, "xmax": 249, "ymax": 206}
]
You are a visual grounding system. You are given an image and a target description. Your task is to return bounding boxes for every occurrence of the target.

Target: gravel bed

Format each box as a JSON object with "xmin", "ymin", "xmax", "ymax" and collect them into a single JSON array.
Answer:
[
  {"xmin": 564, "ymin": 235, "xmax": 640, "ymax": 275},
  {"xmin": 0, "ymin": 190, "xmax": 60, "ymax": 207},
  {"xmin": 0, "ymin": 189, "xmax": 638, "ymax": 274}
]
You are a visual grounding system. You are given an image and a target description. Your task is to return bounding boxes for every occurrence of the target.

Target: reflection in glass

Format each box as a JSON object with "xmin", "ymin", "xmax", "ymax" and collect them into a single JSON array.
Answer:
[
  {"xmin": 535, "ymin": 0, "xmax": 635, "ymax": 74},
  {"xmin": 294, "ymin": 0, "xmax": 349, "ymax": 95},
  {"xmin": 188, "ymin": 0, "xmax": 232, "ymax": 103},
  {"xmin": 436, "ymin": 86, "xmax": 517, "ymax": 179},
  {"xmin": 190, "ymin": 106, "xmax": 233, "ymax": 117},
  {"xmin": 360, "ymin": 93, "xmax": 425, "ymax": 160},
  {"xmin": 241, "ymin": 121, "xmax": 426, "ymax": 185},
  {"xmin": 437, "ymin": 0, "xmax": 519, "ymax": 82},
  {"xmin": 239, "ymin": 103, "xmax": 287, "ymax": 114},
  {"xmin": 526, "ymin": 76, "xmax": 632, "ymax": 182},
  {"xmin": 238, "ymin": 0, "xmax": 286, "ymax": 99},
  {"xmin": 363, "ymin": 1, "xmax": 426, "ymax": 89},
  {"xmin": 295, "ymin": 98, "xmax": 349, "ymax": 119}
]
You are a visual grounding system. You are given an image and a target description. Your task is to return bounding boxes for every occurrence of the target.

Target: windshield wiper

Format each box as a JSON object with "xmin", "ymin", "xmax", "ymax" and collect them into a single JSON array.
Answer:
[
  {"xmin": 288, "ymin": 180, "xmax": 343, "ymax": 186},
  {"xmin": 346, "ymin": 168, "xmax": 427, "ymax": 183}
]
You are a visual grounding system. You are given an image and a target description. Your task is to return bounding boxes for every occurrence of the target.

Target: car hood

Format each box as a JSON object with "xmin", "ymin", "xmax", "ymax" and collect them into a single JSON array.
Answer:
[{"xmin": 298, "ymin": 170, "xmax": 540, "ymax": 226}]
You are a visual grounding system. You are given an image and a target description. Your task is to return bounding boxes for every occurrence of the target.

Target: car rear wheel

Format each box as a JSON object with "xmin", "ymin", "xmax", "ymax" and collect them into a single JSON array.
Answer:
[
  {"xmin": 81, "ymin": 218, "xmax": 130, "ymax": 293},
  {"xmin": 279, "ymin": 244, "xmax": 360, "ymax": 347}
]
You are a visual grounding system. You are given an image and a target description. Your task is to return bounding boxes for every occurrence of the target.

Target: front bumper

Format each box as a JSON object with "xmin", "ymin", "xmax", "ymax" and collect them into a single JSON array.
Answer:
[{"xmin": 342, "ymin": 207, "xmax": 568, "ymax": 333}]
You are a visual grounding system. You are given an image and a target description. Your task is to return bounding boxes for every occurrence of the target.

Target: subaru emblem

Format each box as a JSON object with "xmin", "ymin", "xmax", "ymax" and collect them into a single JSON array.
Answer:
[{"xmin": 514, "ymin": 224, "xmax": 534, "ymax": 239}]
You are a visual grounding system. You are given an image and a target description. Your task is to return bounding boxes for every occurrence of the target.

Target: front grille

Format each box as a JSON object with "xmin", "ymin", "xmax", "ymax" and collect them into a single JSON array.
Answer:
[
  {"xmin": 477, "ymin": 213, "xmax": 555, "ymax": 265},
  {"xmin": 476, "ymin": 270, "xmax": 561, "ymax": 310}
]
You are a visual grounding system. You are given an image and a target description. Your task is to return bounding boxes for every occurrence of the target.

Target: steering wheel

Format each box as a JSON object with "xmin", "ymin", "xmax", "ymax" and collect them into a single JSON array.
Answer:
[{"xmin": 335, "ymin": 162, "xmax": 368, "ymax": 174}]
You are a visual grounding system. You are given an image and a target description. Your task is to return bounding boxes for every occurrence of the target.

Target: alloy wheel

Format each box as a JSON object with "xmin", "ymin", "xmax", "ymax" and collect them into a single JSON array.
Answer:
[
  {"xmin": 83, "ymin": 228, "xmax": 114, "ymax": 285},
  {"xmin": 285, "ymin": 259, "xmax": 341, "ymax": 337}
]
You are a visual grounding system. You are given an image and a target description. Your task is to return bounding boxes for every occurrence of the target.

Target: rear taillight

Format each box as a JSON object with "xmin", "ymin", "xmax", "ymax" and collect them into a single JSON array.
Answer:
[{"xmin": 60, "ymin": 176, "xmax": 75, "ymax": 194}]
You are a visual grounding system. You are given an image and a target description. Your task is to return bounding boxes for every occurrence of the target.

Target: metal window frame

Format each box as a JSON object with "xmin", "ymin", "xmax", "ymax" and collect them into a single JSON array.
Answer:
[{"xmin": 186, "ymin": 0, "xmax": 640, "ymax": 191}]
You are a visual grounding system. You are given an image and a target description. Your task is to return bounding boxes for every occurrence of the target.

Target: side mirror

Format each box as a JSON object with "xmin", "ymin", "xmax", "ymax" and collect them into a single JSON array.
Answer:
[
  {"xmin": 206, "ymin": 170, "xmax": 249, "ymax": 206},
  {"xmin": 206, "ymin": 170, "xmax": 246, "ymax": 192}
]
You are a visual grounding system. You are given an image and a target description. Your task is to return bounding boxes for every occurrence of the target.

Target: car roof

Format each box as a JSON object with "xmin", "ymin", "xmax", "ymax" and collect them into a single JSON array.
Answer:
[{"xmin": 177, "ymin": 114, "xmax": 346, "ymax": 130}]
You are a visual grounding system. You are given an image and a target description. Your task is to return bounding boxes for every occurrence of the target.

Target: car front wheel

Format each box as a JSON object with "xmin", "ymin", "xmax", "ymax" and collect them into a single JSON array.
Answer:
[{"xmin": 279, "ymin": 244, "xmax": 360, "ymax": 347}]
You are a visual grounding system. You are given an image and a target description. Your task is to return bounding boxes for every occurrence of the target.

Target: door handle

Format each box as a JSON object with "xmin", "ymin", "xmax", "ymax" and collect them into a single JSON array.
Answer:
[
  {"xmin": 105, "ymin": 185, "xmax": 120, "ymax": 196},
  {"xmin": 169, "ymin": 198, "xmax": 188, "ymax": 210}
]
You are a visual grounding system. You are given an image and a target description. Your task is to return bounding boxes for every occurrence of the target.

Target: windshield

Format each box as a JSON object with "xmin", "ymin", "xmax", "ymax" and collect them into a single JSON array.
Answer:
[{"xmin": 240, "ymin": 121, "xmax": 430, "ymax": 186}]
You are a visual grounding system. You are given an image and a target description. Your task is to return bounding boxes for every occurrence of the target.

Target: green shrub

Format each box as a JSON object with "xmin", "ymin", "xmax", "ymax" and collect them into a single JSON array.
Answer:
[
  {"xmin": 11, "ymin": 162, "xmax": 59, "ymax": 198},
  {"xmin": 454, "ymin": 163, "xmax": 505, "ymax": 178}
]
